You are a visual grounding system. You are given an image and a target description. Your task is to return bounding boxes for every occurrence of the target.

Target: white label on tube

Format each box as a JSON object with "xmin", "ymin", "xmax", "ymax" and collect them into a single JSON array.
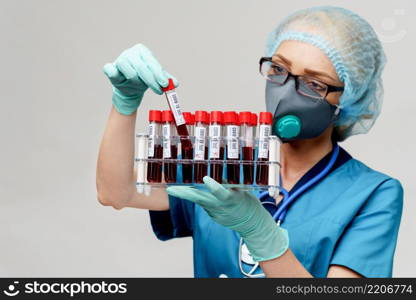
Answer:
[
  {"xmin": 194, "ymin": 126, "xmax": 206, "ymax": 160},
  {"xmin": 227, "ymin": 125, "xmax": 239, "ymax": 159},
  {"xmin": 136, "ymin": 135, "xmax": 148, "ymax": 187},
  {"xmin": 147, "ymin": 123, "xmax": 156, "ymax": 158},
  {"xmin": 245, "ymin": 126, "xmax": 254, "ymax": 147},
  {"xmin": 258, "ymin": 124, "xmax": 271, "ymax": 159},
  {"xmin": 166, "ymin": 90, "xmax": 185, "ymax": 126},
  {"xmin": 209, "ymin": 125, "xmax": 221, "ymax": 158},
  {"xmin": 162, "ymin": 124, "xmax": 171, "ymax": 158},
  {"xmin": 209, "ymin": 125, "xmax": 221, "ymax": 138}
]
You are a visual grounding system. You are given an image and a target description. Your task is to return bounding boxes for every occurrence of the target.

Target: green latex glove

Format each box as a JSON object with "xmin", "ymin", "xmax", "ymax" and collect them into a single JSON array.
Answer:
[
  {"xmin": 103, "ymin": 44, "xmax": 179, "ymax": 115},
  {"xmin": 166, "ymin": 176, "xmax": 289, "ymax": 262}
]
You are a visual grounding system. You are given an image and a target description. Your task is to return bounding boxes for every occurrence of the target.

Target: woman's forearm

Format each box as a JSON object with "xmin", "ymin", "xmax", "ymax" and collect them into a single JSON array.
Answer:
[
  {"xmin": 96, "ymin": 106, "xmax": 138, "ymax": 209},
  {"xmin": 259, "ymin": 249, "xmax": 313, "ymax": 277},
  {"xmin": 259, "ymin": 249, "xmax": 362, "ymax": 277}
]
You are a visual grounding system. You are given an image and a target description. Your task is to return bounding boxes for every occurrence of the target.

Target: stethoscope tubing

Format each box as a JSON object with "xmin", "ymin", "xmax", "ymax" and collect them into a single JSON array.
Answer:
[
  {"xmin": 240, "ymin": 145, "xmax": 340, "ymax": 278},
  {"xmin": 258, "ymin": 144, "xmax": 339, "ymax": 223}
]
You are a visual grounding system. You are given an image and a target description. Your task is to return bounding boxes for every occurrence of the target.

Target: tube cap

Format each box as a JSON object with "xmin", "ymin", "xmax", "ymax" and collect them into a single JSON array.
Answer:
[
  {"xmin": 161, "ymin": 78, "xmax": 175, "ymax": 92},
  {"xmin": 148, "ymin": 110, "xmax": 162, "ymax": 123},
  {"xmin": 223, "ymin": 111, "xmax": 238, "ymax": 125},
  {"xmin": 250, "ymin": 113, "xmax": 258, "ymax": 126},
  {"xmin": 195, "ymin": 111, "xmax": 209, "ymax": 124},
  {"xmin": 210, "ymin": 111, "xmax": 223, "ymax": 124},
  {"xmin": 162, "ymin": 110, "xmax": 174, "ymax": 123},
  {"xmin": 239, "ymin": 111, "xmax": 252, "ymax": 125},
  {"xmin": 259, "ymin": 112, "xmax": 273, "ymax": 125},
  {"xmin": 183, "ymin": 112, "xmax": 195, "ymax": 125}
]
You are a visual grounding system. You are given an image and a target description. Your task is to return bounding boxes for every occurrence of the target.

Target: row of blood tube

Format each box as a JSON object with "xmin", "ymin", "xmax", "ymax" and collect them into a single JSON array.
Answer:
[{"xmin": 146, "ymin": 110, "xmax": 273, "ymax": 185}]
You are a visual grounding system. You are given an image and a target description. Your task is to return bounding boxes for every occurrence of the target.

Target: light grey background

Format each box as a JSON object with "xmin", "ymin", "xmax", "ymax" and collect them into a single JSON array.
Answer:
[{"xmin": 0, "ymin": 0, "xmax": 415, "ymax": 277}]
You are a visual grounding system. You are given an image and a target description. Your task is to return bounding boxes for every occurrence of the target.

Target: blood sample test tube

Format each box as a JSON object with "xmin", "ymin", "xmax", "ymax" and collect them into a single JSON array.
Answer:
[
  {"xmin": 181, "ymin": 141, "xmax": 194, "ymax": 183},
  {"xmin": 147, "ymin": 110, "xmax": 163, "ymax": 183},
  {"xmin": 162, "ymin": 79, "xmax": 190, "ymax": 140},
  {"xmin": 194, "ymin": 111, "xmax": 209, "ymax": 183},
  {"xmin": 209, "ymin": 111, "xmax": 224, "ymax": 183},
  {"xmin": 251, "ymin": 113, "xmax": 258, "ymax": 141},
  {"xmin": 162, "ymin": 110, "xmax": 178, "ymax": 183},
  {"xmin": 224, "ymin": 111, "xmax": 240, "ymax": 184},
  {"xmin": 239, "ymin": 112, "xmax": 255, "ymax": 185},
  {"xmin": 180, "ymin": 112, "xmax": 194, "ymax": 160},
  {"xmin": 180, "ymin": 113, "xmax": 194, "ymax": 183},
  {"xmin": 162, "ymin": 79, "xmax": 193, "ymax": 183},
  {"xmin": 268, "ymin": 135, "xmax": 280, "ymax": 197},
  {"xmin": 183, "ymin": 112, "xmax": 195, "ymax": 137},
  {"xmin": 256, "ymin": 112, "xmax": 273, "ymax": 185},
  {"xmin": 251, "ymin": 112, "xmax": 258, "ymax": 167},
  {"xmin": 136, "ymin": 134, "xmax": 148, "ymax": 194}
]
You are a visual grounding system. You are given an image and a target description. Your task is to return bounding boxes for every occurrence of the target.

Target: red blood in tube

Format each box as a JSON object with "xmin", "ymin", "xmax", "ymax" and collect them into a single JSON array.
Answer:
[
  {"xmin": 181, "ymin": 146, "xmax": 193, "ymax": 183},
  {"xmin": 256, "ymin": 112, "xmax": 273, "ymax": 185},
  {"xmin": 224, "ymin": 111, "xmax": 240, "ymax": 184},
  {"xmin": 242, "ymin": 146, "xmax": 254, "ymax": 184},
  {"xmin": 180, "ymin": 112, "xmax": 194, "ymax": 183},
  {"xmin": 147, "ymin": 110, "xmax": 163, "ymax": 183},
  {"xmin": 209, "ymin": 111, "xmax": 224, "ymax": 183},
  {"xmin": 194, "ymin": 111, "xmax": 209, "ymax": 183},
  {"xmin": 194, "ymin": 147, "xmax": 208, "ymax": 183},
  {"xmin": 164, "ymin": 145, "xmax": 178, "ymax": 183},
  {"xmin": 226, "ymin": 160, "xmax": 240, "ymax": 184},
  {"xmin": 147, "ymin": 144, "xmax": 163, "ymax": 183},
  {"xmin": 161, "ymin": 110, "xmax": 178, "ymax": 183},
  {"xmin": 162, "ymin": 80, "xmax": 193, "ymax": 183},
  {"xmin": 210, "ymin": 147, "xmax": 224, "ymax": 183},
  {"xmin": 175, "ymin": 125, "xmax": 190, "ymax": 142},
  {"xmin": 240, "ymin": 112, "xmax": 254, "ymax": 185}
]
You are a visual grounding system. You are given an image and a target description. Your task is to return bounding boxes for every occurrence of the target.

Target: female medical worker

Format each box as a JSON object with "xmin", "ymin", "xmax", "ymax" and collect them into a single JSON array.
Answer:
[{"xmin": 96, "ymin": 6, "xmax": 403, "ymax": 278}]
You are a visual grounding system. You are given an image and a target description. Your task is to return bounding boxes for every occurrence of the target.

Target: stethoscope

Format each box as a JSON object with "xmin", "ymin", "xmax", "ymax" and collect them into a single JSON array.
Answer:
[{"xmin": 238, "ymin": 144, "xmax": 340, "ymax": 278}]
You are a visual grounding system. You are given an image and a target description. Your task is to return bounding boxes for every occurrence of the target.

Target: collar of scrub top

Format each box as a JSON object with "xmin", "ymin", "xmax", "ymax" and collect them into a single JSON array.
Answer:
[{"xmin": 259, "ymin": 143, "xmax": 352, "ymax": 224}]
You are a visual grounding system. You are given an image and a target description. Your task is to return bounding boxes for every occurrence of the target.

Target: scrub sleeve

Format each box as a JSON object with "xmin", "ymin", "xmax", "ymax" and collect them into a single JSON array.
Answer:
[
  {"xmin": 149, "ymin": 195, "xmax": 195, "ymax": 241},
  {"xmin": 330, "ymin": 179, "xmax": 403, "ymax": 277}
]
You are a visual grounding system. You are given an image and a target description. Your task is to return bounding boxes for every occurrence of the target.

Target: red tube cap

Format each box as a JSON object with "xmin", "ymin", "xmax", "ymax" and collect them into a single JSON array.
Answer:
[
  {"xmin": 161, "ymin": 78, "xmax": 175, "ymax": 92},
  {"xmin": 195, "ymin": 111, "xmax": 209, "ymax": 124},
  {"xmin": 183, "ymin": 112, "xmax": 195, "ymax": 125},
  {"xmin": 250, "ymin": 113, "xmax": 258, "ymax": 126},
  {"xmin": 148, "ymin": 110, "xmax": 162, "ymax": 122},
  {"xmin": 259, "ymin": 112, "xmax": 273, "ymax": 125},
  {"xmin": 239, "ymin": 111, "xmax": 252, "ymax": 125},
  {"xmin": 223, "ymin": 111, "xmax": 238, "ymax": 125},
  {"xmin": 162, "ymin": 110, "xmax": 174, "ymax": 123},
  {"xmin": 210, "ymin": 111, "xmax": 223, "ymax": 124}
]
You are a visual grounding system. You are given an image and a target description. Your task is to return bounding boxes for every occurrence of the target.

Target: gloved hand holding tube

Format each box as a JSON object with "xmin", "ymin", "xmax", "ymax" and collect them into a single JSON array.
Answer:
[
  {"xmin": 166, "ymin": 176, "xmax": 289, "ymax": 262},
  {"xmin": 103, "ymin": 44, "xmax": 179, "ymax": 115}
]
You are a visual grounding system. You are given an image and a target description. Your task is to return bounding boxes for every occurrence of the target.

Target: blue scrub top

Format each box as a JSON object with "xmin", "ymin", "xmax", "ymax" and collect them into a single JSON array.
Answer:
[{"xmin": 148, "ymin": 145, "xmax": 403, "ymax": 278}]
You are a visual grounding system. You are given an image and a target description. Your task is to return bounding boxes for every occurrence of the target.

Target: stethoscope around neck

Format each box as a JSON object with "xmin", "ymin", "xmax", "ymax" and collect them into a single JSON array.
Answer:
[{"xmin": 238, "ymin": 144, "xmax": 340, "ymax": 278}]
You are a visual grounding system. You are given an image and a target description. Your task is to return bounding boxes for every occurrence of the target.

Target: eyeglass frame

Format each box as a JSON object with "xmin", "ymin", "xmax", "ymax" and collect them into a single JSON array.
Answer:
[{"xmin": 259, "ymin": 57, "xmax": 344, "ymax": 100}]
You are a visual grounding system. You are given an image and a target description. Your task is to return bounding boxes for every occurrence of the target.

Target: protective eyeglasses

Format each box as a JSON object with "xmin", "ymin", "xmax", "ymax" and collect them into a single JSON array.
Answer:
[{"xmin": 259, "ymin": 57, "xmax": 344, "ymax": 100}]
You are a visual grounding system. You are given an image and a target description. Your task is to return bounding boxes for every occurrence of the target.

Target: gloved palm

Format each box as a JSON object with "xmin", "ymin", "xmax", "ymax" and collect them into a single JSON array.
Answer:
[
  {"xmin": 103, "ymin": 44, "xmax": 178, "ymax": 115},
  {"xmin": 166, "ymin": 176, "xmax": 289, "ymax": 262}
]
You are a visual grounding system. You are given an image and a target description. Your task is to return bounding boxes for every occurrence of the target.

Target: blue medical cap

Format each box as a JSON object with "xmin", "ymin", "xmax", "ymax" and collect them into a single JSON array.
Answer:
[{"xmin": 266, "ymin": 6, "xmax": 387, "ymax": 141}]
